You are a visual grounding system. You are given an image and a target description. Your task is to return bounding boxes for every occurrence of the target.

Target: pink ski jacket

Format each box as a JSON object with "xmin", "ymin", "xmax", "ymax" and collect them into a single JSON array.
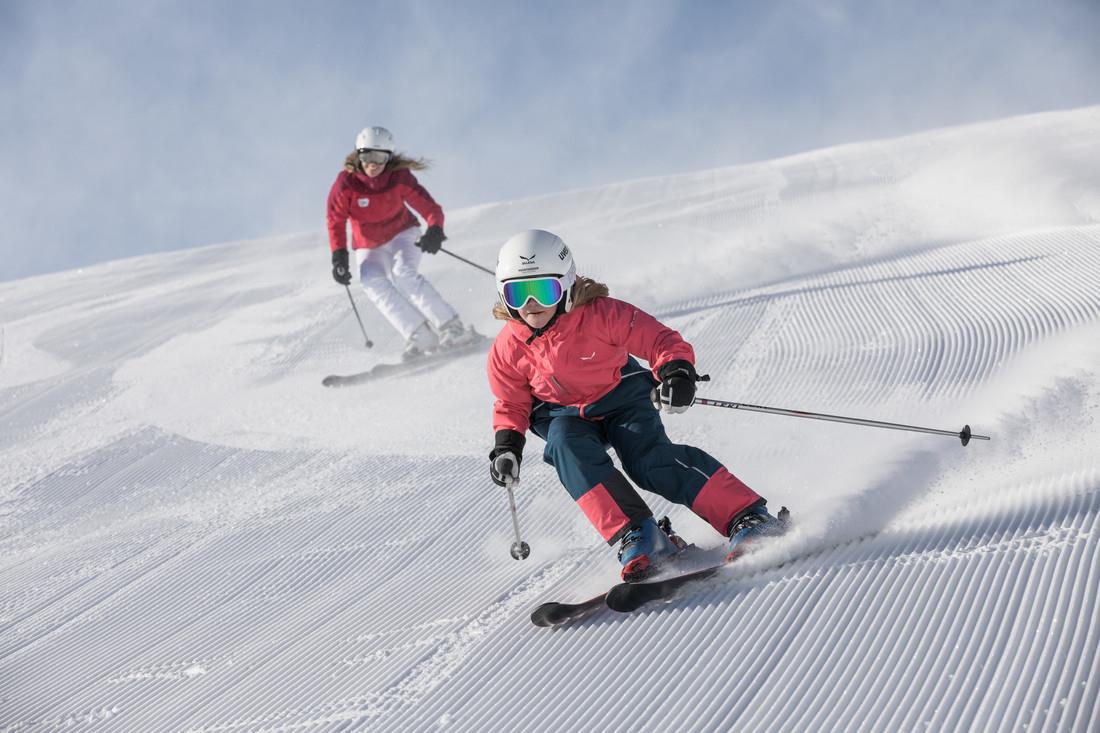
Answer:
[
  {"xmin": 489, "ymin": 297, "xmax": 695, "ymax": 433},
  {"xmin": 326, "ymin": 168, "xmax": 444, "ymax": 252}
]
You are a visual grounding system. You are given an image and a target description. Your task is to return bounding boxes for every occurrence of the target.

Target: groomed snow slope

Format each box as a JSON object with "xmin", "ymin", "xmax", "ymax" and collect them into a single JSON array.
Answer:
[{"xmin": 2, "ymin": 106, "xmax": 1099, "ymax": 732}]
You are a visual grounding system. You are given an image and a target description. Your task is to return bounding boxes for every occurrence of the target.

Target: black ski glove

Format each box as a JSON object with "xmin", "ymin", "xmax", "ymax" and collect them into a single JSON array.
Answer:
[
  {"xmin": 489, "ymin": 429, "xmax": 526, "ymax": 487},
  {"xmin": 651, "ymin": 359, "xmax": 698, "ymax": 413},
  {"xmin": 332, "ymin": 248, "xmax": 352, "ymax": 285},
  {"xmin": 415, "ymin": 225, "xmax": 446, "ymax": 254}
]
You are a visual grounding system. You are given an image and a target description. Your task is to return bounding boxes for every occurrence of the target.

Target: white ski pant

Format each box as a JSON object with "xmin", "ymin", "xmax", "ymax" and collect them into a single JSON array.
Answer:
[{"xmin": 354, "ymin": 227, "xmax": 458, "ymax": 340}]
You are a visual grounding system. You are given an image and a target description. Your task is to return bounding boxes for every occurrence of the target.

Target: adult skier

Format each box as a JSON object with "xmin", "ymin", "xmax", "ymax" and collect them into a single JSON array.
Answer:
[
  {"xmin": 326, "ymin": 125, "xmax": 475, "ymax": 360},
  {"xmin": 486, "ymin": 229, "xmax": 786, "ymax": 581}
]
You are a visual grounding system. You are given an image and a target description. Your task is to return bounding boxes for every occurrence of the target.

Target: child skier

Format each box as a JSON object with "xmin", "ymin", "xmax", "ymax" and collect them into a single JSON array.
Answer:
[
  {"xmin": 326, "ymin": 125, "xmax": 475, "ymax": 360},
  {"xmin": 486, "ymin": 229, "xmax": 785, "ymax": 581}
]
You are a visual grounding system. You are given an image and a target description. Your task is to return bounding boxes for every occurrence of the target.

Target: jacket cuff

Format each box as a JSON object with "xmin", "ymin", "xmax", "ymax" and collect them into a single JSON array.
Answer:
[
  {"xmin": 491, "ymin": 429, "xmax": 526, "ymax": 461},
  {"xmin": 656, "ymin": 359, "xmax": 696, "ymax": 381}
]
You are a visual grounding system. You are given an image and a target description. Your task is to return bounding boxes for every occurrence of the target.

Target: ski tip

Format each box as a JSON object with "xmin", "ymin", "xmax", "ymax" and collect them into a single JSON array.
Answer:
[
  {"xmin": 530, "ymin": 597, "xmax": 606, "ymax": 627},
  {"xmin": 530, "ymin": 606, "xmax": 556, "ymax": 627}
]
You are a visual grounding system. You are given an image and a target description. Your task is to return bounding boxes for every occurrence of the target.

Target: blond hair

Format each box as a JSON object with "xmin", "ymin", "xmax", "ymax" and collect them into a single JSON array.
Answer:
[{"xmin": 492, "ymin": 275, "xmax": 609, "ymax": 320}]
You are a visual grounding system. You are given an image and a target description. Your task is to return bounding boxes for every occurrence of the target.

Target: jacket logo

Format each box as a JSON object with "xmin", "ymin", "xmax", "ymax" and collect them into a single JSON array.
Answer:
[
  {"xmin": 580, "ymin": 351, "xmax": 596, "ymax": 361},
  {"xmin": 357, "ymin": 198, "xmax": 370, "ymax": 207}
]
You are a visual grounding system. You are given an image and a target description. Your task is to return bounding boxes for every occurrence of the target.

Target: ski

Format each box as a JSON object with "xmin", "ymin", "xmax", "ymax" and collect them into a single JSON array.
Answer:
[
  {"xmin": 605, "ymin": 564, "xmax": 723, "ymax": 613},
  {"xmin": 530, "ymin": 592, "xmax": 609, "ymax": 627},
  {"xmin": 322, "ymin": 332, "xmax": 489, "ymax": 387},
  {"xmin": 530, "ymin": 543, "xmax": 708, "ymax": 628},
  {"xmin": 530, "ymin": 508, "xmax": 792, "ymax": 626},
  {"xmin": 532, "ymin": 561, "xmax": 722, "ymax": 625}
]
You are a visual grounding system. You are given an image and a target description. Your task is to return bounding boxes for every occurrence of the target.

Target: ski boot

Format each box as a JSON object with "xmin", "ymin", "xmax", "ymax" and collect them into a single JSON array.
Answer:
[
  {"xmin": 617, "ymin": 516, "xmax": 688, "ymax": 582},
  {"xmin": 436, "ymin": 316, "xmax": 479, "ymax": 350},
  {"xmin": 403, "ymin": 321, "xmax": 440, "ymax": 362},
  {"xmin": 726, "ymin": 504, "xmax": 789, "ymax": 561}
]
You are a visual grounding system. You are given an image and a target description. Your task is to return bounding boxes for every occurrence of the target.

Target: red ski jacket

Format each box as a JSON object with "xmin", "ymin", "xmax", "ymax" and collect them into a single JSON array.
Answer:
[
  {"xmin": 326, "ymin": 167, "xmax": 444, "ymax": 252},
  {"xmin": 488, "ymin": 297, "xmax": 695, "ymax": 433}
]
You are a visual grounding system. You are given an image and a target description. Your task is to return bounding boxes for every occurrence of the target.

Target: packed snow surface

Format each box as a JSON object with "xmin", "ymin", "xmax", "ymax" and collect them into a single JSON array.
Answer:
[{"xmin": 2, "ymin": 107, "xmax": 1100, "ymax": 732}]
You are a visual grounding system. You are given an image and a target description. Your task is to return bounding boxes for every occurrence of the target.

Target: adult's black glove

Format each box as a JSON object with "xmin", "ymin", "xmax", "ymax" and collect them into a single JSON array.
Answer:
[
  {"xmin": 416, "ymin": 225, "xmax": 446, "ymax": 254},
  {"xmin": 332, "ymin": 248, "xmax": 352, "ymax": 285},
  {"xmin": 489, "ymin": 429, "xmax": 526, "ymax": 487},
  {"xmin": 651, "ymin": 359, "xmax": 698, "ymax": 413}
]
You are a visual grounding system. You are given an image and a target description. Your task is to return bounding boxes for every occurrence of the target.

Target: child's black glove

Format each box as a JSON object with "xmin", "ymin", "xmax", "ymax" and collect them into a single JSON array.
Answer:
[
  {"xmin": 489, "ymin": 429, "xmax": 526, "ymax": 487},
  {"xmin": 652, "ymin": 359, "xmax": 698, "ymax": 413}
]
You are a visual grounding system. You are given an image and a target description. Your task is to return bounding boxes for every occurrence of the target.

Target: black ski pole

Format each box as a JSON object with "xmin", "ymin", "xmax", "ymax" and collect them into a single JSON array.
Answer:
[
  {"xmin": 693, "ymin": 394, "xmax": 990, "ymax": 446},
  {"xmin": 439, "ymin": 246, "xmax": 495, "ymax": 276},
  {"xmin": 344, "ymin": 285, "xmax": 373, "ymax": 348}
]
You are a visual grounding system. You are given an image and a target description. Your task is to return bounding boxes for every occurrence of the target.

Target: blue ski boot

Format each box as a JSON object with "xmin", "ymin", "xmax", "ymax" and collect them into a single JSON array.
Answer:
[
  {"xmin": 617, "ymin": 516, "xmax": 687, "ymax": 582},
  {"xmin": 726, "ymin": 504, "xmax": 789, "ymax": 561}
]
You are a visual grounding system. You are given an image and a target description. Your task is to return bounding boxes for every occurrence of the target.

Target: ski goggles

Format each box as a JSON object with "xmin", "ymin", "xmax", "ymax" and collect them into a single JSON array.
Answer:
[
  {"xmin": 357, "ymin": 149, "xmax": 392, "ymax": 165},
  {"xmin": 501, "ymin": 277, "xmax": 565, "ymax": 309}
]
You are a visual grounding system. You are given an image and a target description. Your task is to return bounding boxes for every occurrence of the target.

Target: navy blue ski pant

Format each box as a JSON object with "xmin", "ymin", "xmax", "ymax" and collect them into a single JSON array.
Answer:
[{"xmin": 529, "ymin": 358, "xmax": 761, "ymax": 544}]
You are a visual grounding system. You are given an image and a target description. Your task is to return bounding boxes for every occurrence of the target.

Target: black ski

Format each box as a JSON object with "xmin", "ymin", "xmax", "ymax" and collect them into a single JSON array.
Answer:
[
  {"xmin": 530, "ymin": 592, "xmax": 609, "ymax": 627},
  {"xmin": 322, "ymin": 333, "xmax": 489, "ymax": 387},
  {"xmin": 531, "ymin": 508, "xmax": 793, "ymax": 626},
  {"xmin": 530, "ymin": 543, "xmax": 707, "ymax": 628},
  {"xmin": 530, "ymin": 559, "xmax": 718, "ymax": 628},
  {"xmin": 605, "ymin": 564, "xmax": 723, "ymax": 613}
]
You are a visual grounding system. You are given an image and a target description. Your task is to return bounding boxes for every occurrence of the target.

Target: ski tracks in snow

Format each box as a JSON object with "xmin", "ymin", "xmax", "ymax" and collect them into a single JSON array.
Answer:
[
  {"xmin": 403, "ymin": 226, "xmax": 1100, "ymax": 732},
  {"xmin": 4, "ymin": 226, "xmax": 1100, "ymax": 732},
  {"xmin": 3, "ymin": 113, "xmax": 1100, "ymax": 731}
]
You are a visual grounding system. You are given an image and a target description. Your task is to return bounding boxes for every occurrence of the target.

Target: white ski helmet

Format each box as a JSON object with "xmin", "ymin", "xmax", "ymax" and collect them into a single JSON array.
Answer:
[
  {"xmin": 496, "ymin": 229, "xmax": 577, "ymax": 315},
  {"xmin": 355, "ymin": 126, "xmax": 395, "ymax": 152}
]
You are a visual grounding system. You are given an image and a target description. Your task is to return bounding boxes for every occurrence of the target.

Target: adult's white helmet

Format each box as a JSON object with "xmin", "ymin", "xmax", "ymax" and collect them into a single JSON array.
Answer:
[
  {"xmin": 496, "ymin": 229, "xmax": 577, "ymax": 315},
  {"xmin": 355, "ymin": 126, "xmax": 395, "ymax": 152}
]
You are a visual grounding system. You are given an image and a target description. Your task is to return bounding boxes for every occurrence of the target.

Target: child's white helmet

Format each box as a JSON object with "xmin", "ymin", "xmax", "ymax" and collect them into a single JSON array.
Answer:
[{"xmin": 496, "ymin": 229, "xmax": 577, "ymax": 315}]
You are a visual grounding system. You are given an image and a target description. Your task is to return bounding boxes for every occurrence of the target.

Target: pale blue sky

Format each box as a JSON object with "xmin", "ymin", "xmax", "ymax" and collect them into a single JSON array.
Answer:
[{"xmin": 1, "ymin": 0, "xmax": 1098, "ymax": 281}]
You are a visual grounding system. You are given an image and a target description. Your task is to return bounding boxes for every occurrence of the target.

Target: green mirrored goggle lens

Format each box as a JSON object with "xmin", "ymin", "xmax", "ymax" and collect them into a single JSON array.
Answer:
[{"xmin": 502, "ymin": 277, "xmax": 564, "ymax": 309}]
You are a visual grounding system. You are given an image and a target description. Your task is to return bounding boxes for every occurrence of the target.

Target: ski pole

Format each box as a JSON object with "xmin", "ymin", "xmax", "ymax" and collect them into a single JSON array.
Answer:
[
  {"xmin": 344, "ymin": 285, "xmax": 373, "ymax": 348},
  {"xmin": 504, "ymin": 480, "xmax": 531, "ymax": 560},
  {"xmin": 693, "ymin": 395, "xmax": 990, "ymax": 446},
  {"xmin": 439, "ymin": 246, "xmax": 495, "ymax": 276}
]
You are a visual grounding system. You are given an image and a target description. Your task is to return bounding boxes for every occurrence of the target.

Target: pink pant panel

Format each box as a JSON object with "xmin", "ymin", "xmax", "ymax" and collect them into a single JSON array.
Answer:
[
  {"xmin": 691, "ymin": 466, "xmax": 762, "ymax": 536},
  {"xmin": 577, "ymin": 482, "xmax": 632, "ymax": 542}
]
